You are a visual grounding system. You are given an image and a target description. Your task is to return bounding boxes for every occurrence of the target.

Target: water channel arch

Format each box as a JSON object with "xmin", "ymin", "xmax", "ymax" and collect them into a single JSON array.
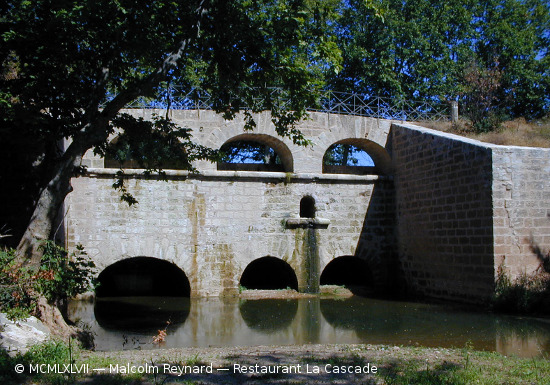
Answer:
[
  {"xmin": 96, "ymin": 257, "xmax": 191, "ymax": 297},
  {"xmin": 320, "ymin": 256, "xmax": 374, "ymax": 292},
  {"xmin": 240, "ymin": 256, "xmax": 299, "ymax": 291}
]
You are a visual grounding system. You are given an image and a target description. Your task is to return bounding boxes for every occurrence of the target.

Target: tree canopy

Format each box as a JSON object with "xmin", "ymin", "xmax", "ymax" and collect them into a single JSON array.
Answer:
[
  {"xmin": 1, "ymin": 0, "xmax": 549, "ymax": 258},
  {"xmin": 330, "ymin": 0, "xmax": 550, "ymax": 121},
  {"xmin": 0, "ymin": 0, "xmax": 341, "ymax": 260}
]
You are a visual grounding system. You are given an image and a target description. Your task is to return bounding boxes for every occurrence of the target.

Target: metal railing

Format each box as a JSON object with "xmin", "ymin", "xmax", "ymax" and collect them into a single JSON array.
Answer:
[{"xmin": 115, "ymin": 87, "xmax": 451, "ymax": 121}]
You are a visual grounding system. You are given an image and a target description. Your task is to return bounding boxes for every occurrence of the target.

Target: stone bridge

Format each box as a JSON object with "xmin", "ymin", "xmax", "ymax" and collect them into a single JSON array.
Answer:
[{"xmin": 64, "ymin": 110, "xmax": 550, "ymax": 303}]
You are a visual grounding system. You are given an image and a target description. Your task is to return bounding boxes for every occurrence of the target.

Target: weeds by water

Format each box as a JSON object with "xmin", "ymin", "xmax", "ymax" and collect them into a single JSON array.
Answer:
[{"xmin": 493, "ymin": 262, "xmax": 550, "ymax": 315}]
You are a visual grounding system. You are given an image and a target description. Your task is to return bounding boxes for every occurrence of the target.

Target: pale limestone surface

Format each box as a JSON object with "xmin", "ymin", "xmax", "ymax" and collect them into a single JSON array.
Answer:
[
  {"xmin": 0, "ymin": 313, "xmax": 51, "ymax": 355},
  {"xmin": 65, "ymin": 111, "xmax": 550, "ymax": 303}
]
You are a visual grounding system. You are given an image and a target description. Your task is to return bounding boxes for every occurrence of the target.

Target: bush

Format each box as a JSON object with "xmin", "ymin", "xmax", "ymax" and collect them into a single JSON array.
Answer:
[
  {"xmin": 461, "ymin": 59, "xmax": 507, "ymax": 133},
  {"xmin": 0, "ymin": 241, "xmax": 96, "ymax": 320},
  {"xmin": 493, "ymin": 263, "xmax": 550, "ymax": 314},
  {"xmin": 35, "ymin": 242, "xmax": 96, "ymax": 303},
  {"xmin": 0, "ymin": 248, "xmax": 36, "ymax": 319}
]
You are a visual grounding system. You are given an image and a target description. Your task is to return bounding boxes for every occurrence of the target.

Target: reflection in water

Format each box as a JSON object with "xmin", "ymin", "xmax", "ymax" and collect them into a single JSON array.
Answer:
[
  {"xmin": 94, "ymin": 297, "xmax": 190, "ymax": 331},
  {"xmin": 239, "ymin": 299, "xmax": 297, "ymax": 332},
  {"xmin": 68, "ymin": 296, "xmax": 550, "ymax": 357},
  {"xmin": 320, "ymin": 297, "xmax": 500, "ymax": 350}
]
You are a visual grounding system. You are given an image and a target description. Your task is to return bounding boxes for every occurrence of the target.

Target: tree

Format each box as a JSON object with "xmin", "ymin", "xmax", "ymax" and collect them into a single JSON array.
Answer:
[
  {"xmin": 471, "ymin": 0, "xmax": 550, "ymax": 119},
  {"xmin": 461, "ymin": 59, "xmax": 504, "ymax": 132},
  {"xmin": 330, "ymin": 0, "xmax": 550, "ymax": 120},
  {"xmin": 0, "ymin": 0, "xmax": 341, "ymax": 267},
  {"xmin": 332, "ymin": 0, "xmax": 476, "ymax": 100}
]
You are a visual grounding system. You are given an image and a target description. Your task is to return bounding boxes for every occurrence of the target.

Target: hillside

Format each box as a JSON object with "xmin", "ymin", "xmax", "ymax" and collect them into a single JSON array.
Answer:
[{"xmin": 419, "ymin": 118, "xmax": 550, "ymax": 148}]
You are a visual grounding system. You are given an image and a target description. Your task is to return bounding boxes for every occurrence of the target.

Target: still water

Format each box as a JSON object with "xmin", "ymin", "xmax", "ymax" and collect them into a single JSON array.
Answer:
[{"xmin": 68, "ymin": 296, "xmax": 550, "ymax": 357}]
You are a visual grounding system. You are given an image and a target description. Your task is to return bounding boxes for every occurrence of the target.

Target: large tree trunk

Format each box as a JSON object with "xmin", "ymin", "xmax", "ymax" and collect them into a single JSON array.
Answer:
[
  {"xmin": 13, "ymin": 146, "xmax": 91, "ymax": 345},
  {"xmin": 15, "ymin": 153, "xmax": 81, "ymax": 267}
]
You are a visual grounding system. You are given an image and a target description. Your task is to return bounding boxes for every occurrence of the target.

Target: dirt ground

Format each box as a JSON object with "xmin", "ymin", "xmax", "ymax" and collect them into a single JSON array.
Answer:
[
  {"xmin": 238, "ymin": 286, "xmax": 354, "ymax": 299},
  {"xmin": 80, "ymin": 343, "xmax": 464, "ymax": 385}
]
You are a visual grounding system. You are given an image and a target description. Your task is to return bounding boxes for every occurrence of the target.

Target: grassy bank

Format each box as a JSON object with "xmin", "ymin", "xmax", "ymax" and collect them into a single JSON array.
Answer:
[{"xmin": 2, "ymin": 341, "xmax": 549, "ymax": 385}]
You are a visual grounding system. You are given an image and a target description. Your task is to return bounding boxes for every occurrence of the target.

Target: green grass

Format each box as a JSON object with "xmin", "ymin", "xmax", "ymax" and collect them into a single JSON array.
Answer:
[{"xmin": 378, "ymin": 350, "xmax": 550, "ymax": 385}]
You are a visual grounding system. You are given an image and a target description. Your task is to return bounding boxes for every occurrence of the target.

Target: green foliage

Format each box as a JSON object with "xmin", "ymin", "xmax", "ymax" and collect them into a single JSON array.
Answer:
[
  {"xmin": 461, "ymin": 60, "xmax": 507, "ymax": 132},
  {"xmin": 323, "ymin": 144, "xmax": 374, "ymax": 166},
  {"xmin": 0, "ymin": 340, "xmax": 76, "ymax": 385},
  {"xmin": 1, "ymin": 0, "xmax": 340, "ymax": 151},
  {"xmin": 0, "ymin": 248, "xmax": 36, "ymax": 319},
  {"xmin": 0, "ymin": 349, "xmax": 22, "ymax": 385},
  {"xmin": 331, "ymin": 0, "xmax": 550, "ymax": 122},
  {"xmin": 220, "ymin": 141, "xmax": 281, "ymax": 165},
  {"xmin": 36, "ymin": 242, "xmax": 96, "ymax": 303},
  {"xmin": 0, "ymin": 242, "xmax": 96, "ymax": 320},
  {"xmin": 24, "ymin": 339, "xmax": 74, "ymax": 367}
]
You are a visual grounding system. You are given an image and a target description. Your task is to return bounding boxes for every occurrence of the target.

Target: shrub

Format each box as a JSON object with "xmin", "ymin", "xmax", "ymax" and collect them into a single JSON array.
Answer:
[
  {"xmin": 0, "ymin": 248, "xmax": 36, "ymax": 319},
  {"xmin": 493, "ymin": 263, "xmax": 550, "ymax": 314},
  {"xmin": 35, "ymin": 242, "xmax": 96, "ymax": 304},
  {"xmin": 0, "ymin": 241, "xmax": 96, "ymax": 320},
  {"xmin": 461, "ymin": 59, "xmax": 507, "ymax": 133}
]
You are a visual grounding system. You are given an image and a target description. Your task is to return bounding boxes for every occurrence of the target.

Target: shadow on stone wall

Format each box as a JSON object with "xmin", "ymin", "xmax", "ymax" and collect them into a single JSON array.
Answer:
[
  {"xmin": 390, "ymin": 123, "xmax": 495, "ymax": 303},
  {"xmin": 353, "ymin": 180, "xmax": 399, "ymax": 296},
  {"xmin": 353, "ymin": 132, "xmax": 399, "ymax": 296}
]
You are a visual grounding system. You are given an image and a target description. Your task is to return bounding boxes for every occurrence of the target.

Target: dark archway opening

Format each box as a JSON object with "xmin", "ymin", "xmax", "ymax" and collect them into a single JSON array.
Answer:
[
  {"xmin": 320, "ymin": 256, "xmax": 374, "ymax": 295},
  {"xmin": 300, "ymin": 196, "xmax": 316, "ymax": 218},
  {"xmin": 103, "ymin": 136, "xmax": 190, "ymax": 170},
  {"xmin": 96, "ymin": 257, "xmax": 191, "ymax": 297},
  {"xmin": 240, "ymin": 257, "xmax": 298, "ymax": 290}
]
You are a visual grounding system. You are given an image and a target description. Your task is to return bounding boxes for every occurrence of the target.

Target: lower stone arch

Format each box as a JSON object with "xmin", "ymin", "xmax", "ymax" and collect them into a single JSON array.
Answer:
[
  {"xmin": 240, "ymin": 256, "xmax": 299, "ymax": 290},
  {"xmin": 320, "ymin": 256, "xmax": 374, "ymax": 293},
  {"xmin": 95, "ymin": 257, "xmax": 191, "ymax": 297}
]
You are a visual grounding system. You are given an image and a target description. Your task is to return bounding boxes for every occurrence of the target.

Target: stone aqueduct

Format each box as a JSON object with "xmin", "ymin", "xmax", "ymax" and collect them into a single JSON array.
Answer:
[{"xmin": 64, "ymin": 109, "xmax": 550, "ymax": 303}]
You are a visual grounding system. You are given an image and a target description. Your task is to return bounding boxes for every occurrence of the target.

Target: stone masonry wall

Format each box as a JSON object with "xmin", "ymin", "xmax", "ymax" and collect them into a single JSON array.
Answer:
[
  {"xmin": 492, "ymin": 146, "xmax": 550, "ymax": 277},
  {"xmin": 391, "ymin": 123, "xmax": 495, "ymax": 302},
  {"xmin": 392, "ymin": 123, "xmax": 550, "ymax": 303},
  {"xmin": 67, "ymin": 111, "xmax": 396, "ymax": 297},
  {"xmin": 68, "ymin": 111, "xmax": 549, "ymax": 302}
]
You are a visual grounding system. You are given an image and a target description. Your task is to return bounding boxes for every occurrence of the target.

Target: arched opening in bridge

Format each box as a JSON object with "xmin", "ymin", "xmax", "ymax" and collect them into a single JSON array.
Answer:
[
  {"xmin": 240, "ymin": 257, "xmax": 298, "ymax": 290},
  {"xmin": 103, "ymin": 135, "xmax": 190, "ymax": 170},
  {"xmin": 300, "ymin": 196, "xmax": 316, "ymax": 218},
  {"xmin": 320, "ymin": 256, "xmax": 374, "ymax": 294},
  {"xmin": 218, "ymin": 134, "xmax": 293, "ymax": 172},
  {"xmin": 96, "ymin": 257, "xmax": 191, "ymax": 297},
  {"xmin": 323, "ymin": 139, "xmax": 392, "ymax": 175}
]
